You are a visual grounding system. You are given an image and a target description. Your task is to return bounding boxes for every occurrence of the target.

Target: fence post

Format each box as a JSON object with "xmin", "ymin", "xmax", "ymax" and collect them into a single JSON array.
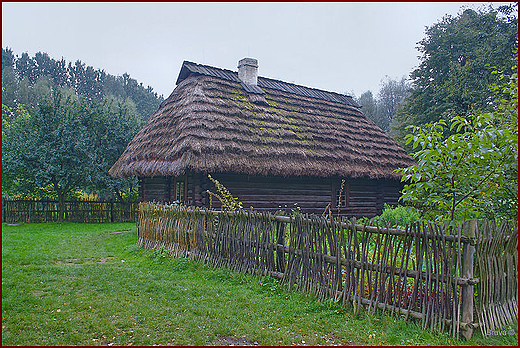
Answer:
[
  {"xmin": 461, "ymin": 219, "xmax": 477, "ymax": 340},
  {"xmin": 110, "ymin": 201, "xmax": 114, "ymax": 223},
  {"xmin": 276, "ymin": 221, "xmax": 286, "ymax": 273}
]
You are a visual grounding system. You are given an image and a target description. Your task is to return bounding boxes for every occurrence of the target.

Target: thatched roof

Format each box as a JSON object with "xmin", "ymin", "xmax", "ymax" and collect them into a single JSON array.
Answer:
[{"xmin": 109, "ymin": 60, "xmax": 414, "ymax": 179}]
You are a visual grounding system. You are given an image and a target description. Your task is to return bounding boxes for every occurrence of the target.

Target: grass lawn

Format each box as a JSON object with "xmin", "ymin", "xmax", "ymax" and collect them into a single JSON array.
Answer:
[{"xmin": 2, "ymin": 222, "xmax": 517, "ymax": 346}]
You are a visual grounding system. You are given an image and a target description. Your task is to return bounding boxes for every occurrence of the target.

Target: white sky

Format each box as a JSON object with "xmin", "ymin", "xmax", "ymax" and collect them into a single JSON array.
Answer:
[{"xmin": 1, "ymin": 2, "xmax": 513, "ymax": 99}]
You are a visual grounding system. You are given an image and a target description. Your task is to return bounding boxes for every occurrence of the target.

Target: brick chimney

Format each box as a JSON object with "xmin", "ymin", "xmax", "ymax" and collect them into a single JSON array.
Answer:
[{"xmin": 238, "ymin": 58, "xmax": 258, "ymax": 85}]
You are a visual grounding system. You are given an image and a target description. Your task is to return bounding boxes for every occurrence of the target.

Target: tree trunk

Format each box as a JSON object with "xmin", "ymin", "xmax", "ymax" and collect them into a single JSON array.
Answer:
[
  {"xmin": 57, "ymin": 191, "xmax": 66, "ymax": 222},
  {"xmin": 52, "ymin": 180, "xmax": 67, "ymax": 222}
]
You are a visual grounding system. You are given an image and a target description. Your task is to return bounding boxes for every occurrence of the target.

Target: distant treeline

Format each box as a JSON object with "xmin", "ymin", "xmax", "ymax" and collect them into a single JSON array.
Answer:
[{"xmin": 1, "ymin": 48, "xmax": 163, "ymax": 121}]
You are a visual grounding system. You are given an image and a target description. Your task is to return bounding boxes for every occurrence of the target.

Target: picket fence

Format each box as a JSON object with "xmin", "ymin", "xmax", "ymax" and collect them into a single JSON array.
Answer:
[
  {"xmin": 136, "ymin": 202, "xmax": 517, "ymax": 339},
  {"xmin": 2, "ymin": 198, "xmax": 139, "ymax": 223}
]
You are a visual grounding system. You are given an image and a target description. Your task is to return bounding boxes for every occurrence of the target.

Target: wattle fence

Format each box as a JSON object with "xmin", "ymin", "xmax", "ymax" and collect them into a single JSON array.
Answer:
[
  {"xmin": 2, "ymin": 198, "xmax": 139, "ymax": 223},
  {"xmin": 136, "ymin": 202, "xmax": 518, "ymax": 340}
]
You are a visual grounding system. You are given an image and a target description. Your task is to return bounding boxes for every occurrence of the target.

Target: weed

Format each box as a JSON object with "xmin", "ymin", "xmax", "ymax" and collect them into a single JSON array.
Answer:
[{"xmin": 206, "ymin": 174, "xmax": 243, "ymax": 212}]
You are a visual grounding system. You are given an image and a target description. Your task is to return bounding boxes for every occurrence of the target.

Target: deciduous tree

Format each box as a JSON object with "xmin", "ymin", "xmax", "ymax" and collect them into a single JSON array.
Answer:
[
  {"xmin": 2, "ymin": 90, "xmax": 143, "ymax": 218},
  {"xmin": 396, "ymin": 64, "xmax": 518, "ymax": 222},
  {"xmin": 393, "ymin": 4, "xmax": 518, "ymax": 146}
]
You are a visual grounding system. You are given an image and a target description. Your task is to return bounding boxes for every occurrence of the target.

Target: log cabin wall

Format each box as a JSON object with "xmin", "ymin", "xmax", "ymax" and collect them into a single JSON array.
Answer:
[
  {"xmin": 199, "ymin": 172, "xmax": 404, "ymax": 218},
  {"xmin": 139, "ymin": 172, "xmax": 404, "ymax": 218},
  {"xmin": 139, "ymin": 176, "xmax": 191, "ymax": 204},
  {"xmin": 205, "ymin": 173, "xmax": 332, "ymax": 215},
  {"xmin": 138, "ymin": 177, "xmax": 170, "ymax": 203}
]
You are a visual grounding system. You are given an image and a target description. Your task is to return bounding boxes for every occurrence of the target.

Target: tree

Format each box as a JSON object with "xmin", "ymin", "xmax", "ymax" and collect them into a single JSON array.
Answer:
[
  {"xmin": 356, "ymin": 90, "xmax": 379, "ymax": 126},
  {"xmin": 355, "ymin": 76, "xmax": 410, "ymax": 132},
  {"xmin": 15, "ymin": 52, "xmax": 37, "ymax": 84},
  {"xmin": 393, "ymin": 4, "xmax": 518, "ymax": 146},
  {"xmin": 2, "ymin": 91, "xmax": 89, "ymax": 218},
  {"xmin": 378, "ymin": 76, "xmax": 410, "ymax": 134},
  {"xmin": 396, "ymin": 64, "xmax": 518, "ymax": 222},
  {"xmin": 2, "ymin": 89, "xmax": 143, "ymax": 217},
  {"xmin": 86, "ymin": 96, "xmax": 143, "ymax": 201},
  {"xmin": 1, "ymin": 48, "xmax": 164, "ymax": 121},
  {"xmin": 2, "ymin": 47, "xmax": 15, "ymax": 70},
  {"xmin": 1, "ymin": 101, "xmax": 37, "ymax": 197}
]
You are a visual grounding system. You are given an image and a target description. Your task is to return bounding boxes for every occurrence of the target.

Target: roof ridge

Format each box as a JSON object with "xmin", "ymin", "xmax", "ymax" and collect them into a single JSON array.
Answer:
[
  {"xmin": 183, "ymin": 60, "xmax": 237, "ymax": 74},
  {"xmin": 257, "ymin": 75, "xmax": 355, "ymax": 99},
  {"xmin": 177, "ymin": 60, "xmax": 359, "ymax": 107}
]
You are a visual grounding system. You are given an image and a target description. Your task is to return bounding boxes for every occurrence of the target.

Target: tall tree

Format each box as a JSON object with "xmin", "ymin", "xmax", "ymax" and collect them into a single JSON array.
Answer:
[
  {"xmin": 355, "ymin": 76, "xmax": 410, "ymax": 132},
  {"xmin": 393, "ymin": 4, "xmax": 518, "ymax": 146},
  {"xmin": 2, "ymin": 91, "xmax": 90, "ymax": 218},
  {"xmin": 356, "ymin": 90, "xmax": 379, "ymax": 127},
  {"xmin": 86, "ymin": 96, "xmax": 143, "ymax": 201},
  {"xmin": 1, "ymin": 48, "xmax": 164, "ymax": 121},
  {"xmin": 2, "ymin": 47, "xmax": 15, "ymax": 70},
  {"xmin": 2, "ymin": 89, "xmax": 143, "ymax": 216}
]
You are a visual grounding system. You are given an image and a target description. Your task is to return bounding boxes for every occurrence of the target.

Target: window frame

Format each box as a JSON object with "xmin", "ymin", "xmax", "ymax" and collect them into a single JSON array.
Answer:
[{"xmin": 173, "ymin": 176, "xmax": 187, "ymax": 203}]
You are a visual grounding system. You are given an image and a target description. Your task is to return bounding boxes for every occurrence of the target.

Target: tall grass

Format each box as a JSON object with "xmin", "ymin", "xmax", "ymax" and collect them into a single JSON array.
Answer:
[{"xmin": 2, "ymin": 222, "xmax": 517, "ymax": 346}]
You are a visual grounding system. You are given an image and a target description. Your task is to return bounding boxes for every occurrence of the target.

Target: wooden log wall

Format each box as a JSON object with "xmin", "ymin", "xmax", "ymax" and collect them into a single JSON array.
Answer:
[
  {"xmin": 139, "ymin": 177, "xmax": 170, "ymax": 203},
  {"xmin": 196, "ymin": 172, "xmax": 405, "ymax": 218},
  {"xmin": 136, "ymin": 202, "xmax": 518, "ymax": 339}
]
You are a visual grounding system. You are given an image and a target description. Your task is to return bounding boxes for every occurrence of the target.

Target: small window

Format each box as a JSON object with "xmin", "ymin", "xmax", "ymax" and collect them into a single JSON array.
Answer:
[{"xmin": 174, "ymin": 179, "xmax": 186, "ymax": 203}]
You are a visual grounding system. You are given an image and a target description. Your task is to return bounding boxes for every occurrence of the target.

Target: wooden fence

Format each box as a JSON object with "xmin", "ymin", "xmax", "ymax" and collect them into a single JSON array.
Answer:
[
  {"xmin": 136, "ymin": 202, "xmax": 518, "ymax": 340},
  {"xmin": 2, "ymin": 198, "xmax": 139, "ymax": 223}
]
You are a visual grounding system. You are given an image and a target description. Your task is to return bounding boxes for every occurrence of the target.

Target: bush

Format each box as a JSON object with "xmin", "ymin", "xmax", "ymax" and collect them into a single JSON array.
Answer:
[{"xmin": 375, "ymin": 204, "xmax": 422, "ymax": 228}]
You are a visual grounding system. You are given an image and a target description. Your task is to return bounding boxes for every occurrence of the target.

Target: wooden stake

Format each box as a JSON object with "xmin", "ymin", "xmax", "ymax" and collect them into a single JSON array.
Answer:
[{"xmin": 461, "ymin": 219, "xmax": 476, "ymax": 340}]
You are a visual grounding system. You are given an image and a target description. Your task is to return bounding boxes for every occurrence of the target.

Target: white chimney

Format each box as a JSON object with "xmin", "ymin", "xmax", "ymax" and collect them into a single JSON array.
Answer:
[{"xmin": 238, "ymin": 58, "xmax": 258, "ymax": 85}]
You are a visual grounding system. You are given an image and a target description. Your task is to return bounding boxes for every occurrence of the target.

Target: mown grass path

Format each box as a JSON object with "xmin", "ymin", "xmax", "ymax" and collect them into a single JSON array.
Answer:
[{"xmin": 2, "ymin": 223, "xmax": 517, "ymax": 346}]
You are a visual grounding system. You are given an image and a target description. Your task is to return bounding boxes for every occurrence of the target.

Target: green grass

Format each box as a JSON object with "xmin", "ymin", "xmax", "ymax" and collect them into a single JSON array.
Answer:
[{"xmin": 2, "ymin": 222, "xmax": 517, "ymax": 346}]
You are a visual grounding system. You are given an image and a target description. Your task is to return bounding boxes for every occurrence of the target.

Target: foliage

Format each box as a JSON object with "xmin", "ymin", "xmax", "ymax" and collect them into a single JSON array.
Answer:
[
  {"xmin": 206, "ymin": 174, "xmax": 244, "ymax": 211},
  {"xmin": 393, "ymin": 4, "xmax": 518, "ymax": 147},
  {"xmin": 1, "ymin": 48, "xmax": 163, "ymax": 121},
  {"xmin": 378, "ymin": 76, "xmax": 411, "ymax": 133},
  {"xmin": 84, "ymin": 96, "xmax": 143, "ymax": 201},
  {"xmin": 2, "ymin": 91, "xmax": 91, "ymax": 209},
  {"xmin": 357, "ymin": 91, "xmax": 379, "ymax": 126},
  {"xmin": 374, "ymin": 204, "xmax": 422, "ymax": 228},
  {"xmin": 1, "ymin": 101, "xmax": 44, "ymax": 197},
  {"xmin": 396, "ymin": 64, "xmax": 518, "ymax": 222},
  {"xmin": 2, "ymin": 89, "xmax": 143, "ymax": 212}
]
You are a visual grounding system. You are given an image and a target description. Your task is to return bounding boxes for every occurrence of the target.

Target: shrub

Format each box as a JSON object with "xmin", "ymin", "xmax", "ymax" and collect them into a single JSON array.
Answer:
[{"xmin": 376, "ymin": 204, "xmax": 422, "ymax": 228}]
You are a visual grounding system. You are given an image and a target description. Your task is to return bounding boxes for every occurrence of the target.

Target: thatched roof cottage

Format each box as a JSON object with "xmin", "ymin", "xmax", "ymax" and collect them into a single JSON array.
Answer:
[{"xmin": 109, "ymin": 58, "xmax": 414, "ymax": 217}]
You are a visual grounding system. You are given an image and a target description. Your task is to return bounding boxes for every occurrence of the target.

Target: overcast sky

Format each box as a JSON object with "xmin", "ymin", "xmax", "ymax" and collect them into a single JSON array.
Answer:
[{"xmin": 1, "ymin": 2, "xmax": 512, "ymax": 99}]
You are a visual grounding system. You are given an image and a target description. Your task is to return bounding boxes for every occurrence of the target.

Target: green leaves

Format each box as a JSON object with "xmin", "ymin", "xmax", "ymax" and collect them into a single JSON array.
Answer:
[
  {"xmin": 2, "ymin": 89, "xmax": 143, "ymax": 201},
  {"xmin": 2, "ymin": 48, "xmax": 164, "ymax": 123},
  {"xmin": 396, "ymin": 64, "xmax": 518, "ymax": 222}
]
